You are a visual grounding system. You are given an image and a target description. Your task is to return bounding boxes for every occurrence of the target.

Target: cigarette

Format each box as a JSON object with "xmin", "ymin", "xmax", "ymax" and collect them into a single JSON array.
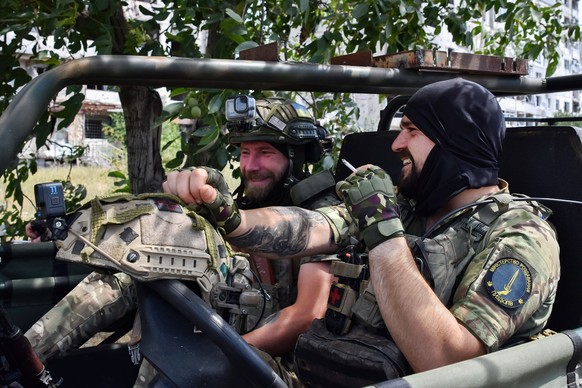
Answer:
[{"xmin": 341, "ymin": 158, "xmax": 357, "ymax": 172}]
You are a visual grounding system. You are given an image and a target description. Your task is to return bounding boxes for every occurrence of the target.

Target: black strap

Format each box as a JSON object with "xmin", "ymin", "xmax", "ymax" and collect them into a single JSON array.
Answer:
[
  {"xmin": 563, "ymin": 330, "xmax": 582, "ymax": 387},
  {"xmin": 289, "ymin": 170, "xmax": 336, "ymax": 206}
]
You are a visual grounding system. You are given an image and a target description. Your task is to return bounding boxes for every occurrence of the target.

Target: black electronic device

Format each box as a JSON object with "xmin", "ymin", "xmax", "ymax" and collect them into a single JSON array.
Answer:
[{"xmin": 34, "ymin": 182, "xmax": 66, "ymax": 220}]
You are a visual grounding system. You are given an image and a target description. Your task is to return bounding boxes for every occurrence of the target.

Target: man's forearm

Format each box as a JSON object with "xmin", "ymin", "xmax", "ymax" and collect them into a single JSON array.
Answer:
[
  {"xmin": 369, "ymin": 238, "xmax": 485, "ymax": 372},
  {"xmin": 228, "ymin": 206, "xmax": 338, "ymax": 259},
  {"xmin": 242, "ymin": 309, "xmax": 302, "ymax": 355}
]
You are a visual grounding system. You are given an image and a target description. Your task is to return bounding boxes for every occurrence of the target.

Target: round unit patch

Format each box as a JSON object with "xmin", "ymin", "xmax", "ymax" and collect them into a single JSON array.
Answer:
[{"xmin": 485, "ymin": 258, "xmax": 532, "ymax": 309}]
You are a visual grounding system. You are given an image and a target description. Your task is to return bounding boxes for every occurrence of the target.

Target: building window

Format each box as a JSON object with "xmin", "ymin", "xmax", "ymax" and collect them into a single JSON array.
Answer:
[
  {"xmin": 85, "ymin": 118, "xmax": 106, "ymax": 139},
  {"xmin": 87, "ymin": 85, "xmax": 117, "ymax": 91},
  {"xmin": 556, "ymin": 100, "xmax": 560, "ymax": 111},
  {"xmin": 565, "ymin": 102, "xmax": 571, "ymax": 113}
]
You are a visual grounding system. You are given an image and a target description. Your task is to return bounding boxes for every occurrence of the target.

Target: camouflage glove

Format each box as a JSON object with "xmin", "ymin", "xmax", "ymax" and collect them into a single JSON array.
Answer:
[
  {"xmin": 199, "ymin": 166, "xmax": 241, "ymax": 235},
  {"xmin": 336, "ymin": 165, "xmax": 404, "ymax": 250}
]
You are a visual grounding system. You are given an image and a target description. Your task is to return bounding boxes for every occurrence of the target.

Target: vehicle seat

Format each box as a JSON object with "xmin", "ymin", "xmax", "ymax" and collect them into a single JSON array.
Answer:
[
  {"xmin": 335, "ymin": 126, "xmax": 582, "ymax": 332},
  {"xmin": 499, "ymin": 126, "xmax": 582, "ymax": 332},
  {"xmin": 335, "ymin": 130, "xmax": 401, "ymax": 181}
]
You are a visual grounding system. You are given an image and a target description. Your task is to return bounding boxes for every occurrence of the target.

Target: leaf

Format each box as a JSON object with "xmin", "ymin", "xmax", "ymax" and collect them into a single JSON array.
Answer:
[
  {"xmin": 216, "ymin": 147, "xmax": 229, "ymax": 169},
  {"xmin": 169, "ymin": 88, "xmax": 189, "ymax": 97},
  {"xmin": 352, "ymin": 4, "xmax": 368, "ymax": 19},
  {"xmin": 165, "ymin": 151, "xmax": 185, "ymax": 169},
  {"xmin": 225, "ymin": 8, "xmax": 243, "ymax": 23},
  {"xmin": 95, "ymin": 0, "xmax": 110, "ymax": 12},
  {"xmin": 193, "ymin": 130, "xmax": 219, "ymax": 153},
  {"xmin": 546, "ymin": 60, "xmax": 558, "ymax": 77},
  {"xmin": 208, "ymin": 94, "xmax": 223, "ymax": 114},
  {"xmin": 35, "ymin": 120, "xmax": 53, "ymax": 150},
  {"xmin": 162, "ymin": 137, "xmax": 178, "ymax": 151},
  {"xmin": 139, "ymin": 5, "xmax": 156, "ymax": 16},
  {"xmin": 162, "ymin": 101, "xmax": 185, "ymax": 116},
  {"xmin": 192, "ymin": 126, "xmax": 216, "ymax": 137},
  {"xmin": 108, "ymin": 170, "xmax": 127, "ymax": 179},
  {"xmin": 398, "ymin": 2, "xmax": 407, "ymax": 16}
]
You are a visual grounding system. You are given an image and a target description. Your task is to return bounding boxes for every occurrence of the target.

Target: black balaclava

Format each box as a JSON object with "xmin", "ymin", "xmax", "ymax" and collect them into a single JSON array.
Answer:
[{"xmin": 402, "ymin": 78, "xmax": 506, "ymax": 216}]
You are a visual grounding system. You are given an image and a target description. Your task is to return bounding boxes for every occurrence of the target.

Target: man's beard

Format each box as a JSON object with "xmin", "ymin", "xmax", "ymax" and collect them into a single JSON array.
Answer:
[
  {"xmin": 397, "ymin": 162, "xmax": 420, "ymax": 199},
  {"xmin": 243, "ymin": 171, "xmax": 286, "ymax": 202}
]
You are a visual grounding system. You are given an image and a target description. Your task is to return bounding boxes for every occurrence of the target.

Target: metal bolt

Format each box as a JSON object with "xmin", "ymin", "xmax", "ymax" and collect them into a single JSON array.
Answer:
[{"xmin": 127, "ymin": 251, "xmax": 139, "ymax": 263}]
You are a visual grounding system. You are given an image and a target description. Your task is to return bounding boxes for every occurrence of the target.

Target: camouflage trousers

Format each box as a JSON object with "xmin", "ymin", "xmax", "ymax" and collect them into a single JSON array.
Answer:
[
  {"xmin": 24, "ymin": 271, "xmax": 136, "ymax": 363},
  {"xmin": 24, "ymin": 271, "xmax": 301, "ymax": 387}
]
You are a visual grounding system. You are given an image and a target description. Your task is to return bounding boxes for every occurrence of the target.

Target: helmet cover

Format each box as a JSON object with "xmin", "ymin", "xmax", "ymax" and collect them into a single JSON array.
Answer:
[
  {"xmin": 55, "ymin": 194, "xmax": 245, "ymax": 295},
  {"xmin": 228, "ymin": 97, "xmax": 320, "ymax": 146}
]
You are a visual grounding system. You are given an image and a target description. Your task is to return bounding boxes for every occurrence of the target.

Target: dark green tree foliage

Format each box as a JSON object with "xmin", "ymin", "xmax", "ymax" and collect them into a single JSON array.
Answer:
[{"xmin": 0, "ymin": 0, "xmax": 579, "ymax": 238}]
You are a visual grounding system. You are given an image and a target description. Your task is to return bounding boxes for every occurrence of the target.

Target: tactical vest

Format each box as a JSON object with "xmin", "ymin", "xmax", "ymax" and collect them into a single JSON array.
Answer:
[
  {"xmin": 295, "ymin": 193, "xmax": 552, "ymax": 387},
  {"xmin": 327, "ymin": 192, "xmax": 551, "ymax": 335}
]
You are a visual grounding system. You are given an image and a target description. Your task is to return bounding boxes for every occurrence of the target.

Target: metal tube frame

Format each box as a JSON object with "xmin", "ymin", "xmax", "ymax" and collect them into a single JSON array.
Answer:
[{"xmin": 2, "ymin": 55, "xmax": 582, "ymax": 173}]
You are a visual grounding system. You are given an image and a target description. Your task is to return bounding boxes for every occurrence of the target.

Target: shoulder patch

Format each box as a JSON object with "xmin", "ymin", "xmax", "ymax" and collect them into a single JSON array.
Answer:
[{"xmin": 485, "ymin": 258, "xmax": 532, "ymax": 309}]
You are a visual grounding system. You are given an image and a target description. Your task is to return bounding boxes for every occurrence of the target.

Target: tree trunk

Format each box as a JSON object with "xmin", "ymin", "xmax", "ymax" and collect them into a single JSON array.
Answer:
[
  {"xmin": 109, "ymin": 6, "xmax": 164, "ymax": 194},
  {"xmin": 119, "ymin": 86, "xmax": 164, "ymax": 194}
]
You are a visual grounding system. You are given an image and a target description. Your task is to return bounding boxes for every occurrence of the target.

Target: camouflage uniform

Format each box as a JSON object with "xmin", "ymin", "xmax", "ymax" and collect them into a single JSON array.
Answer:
[
  {"xmin": 25, "ymin": 271, "xmax": 136, "ymax": 362},
  {"xmin": 446, "ymin": 185, "xmax": 560, "ymax": 351},
  {"xmin": 316, "ymin": 179, "xmax": 560, "ymax": 352}
]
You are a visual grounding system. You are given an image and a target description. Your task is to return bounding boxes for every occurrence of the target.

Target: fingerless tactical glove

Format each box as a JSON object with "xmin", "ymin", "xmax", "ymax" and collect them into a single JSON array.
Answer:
[
  {"xmin": 199, "ymin": 167, "xmax": 241, "ymax": 235},
  {"xmin": 336, "ymin": 165, "xmax": 404, "ymax": 250}
]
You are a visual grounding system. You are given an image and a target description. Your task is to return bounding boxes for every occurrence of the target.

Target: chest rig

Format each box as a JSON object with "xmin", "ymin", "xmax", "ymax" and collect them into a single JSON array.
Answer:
[{"xmin": 325, "ymin": 193, "xmax": 538, "ymax": 335}]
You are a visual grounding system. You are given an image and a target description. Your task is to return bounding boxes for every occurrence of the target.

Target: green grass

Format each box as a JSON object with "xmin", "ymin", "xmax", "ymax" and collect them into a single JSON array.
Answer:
[{"xmin": 3, "ymin": 166, "xmax": 121, "ymax": 221}]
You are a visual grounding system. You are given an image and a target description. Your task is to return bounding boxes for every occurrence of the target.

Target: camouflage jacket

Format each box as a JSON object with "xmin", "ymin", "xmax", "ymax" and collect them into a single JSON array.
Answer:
[{"xmin": 317, "ymin": 180, "xmax": 560, "ymax": 352}]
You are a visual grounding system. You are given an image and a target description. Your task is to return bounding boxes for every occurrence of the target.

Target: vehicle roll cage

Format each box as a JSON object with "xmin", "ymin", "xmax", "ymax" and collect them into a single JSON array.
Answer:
[{"xmin": 2, "ymin": 54, "xmax": 582, "ymax": 174}]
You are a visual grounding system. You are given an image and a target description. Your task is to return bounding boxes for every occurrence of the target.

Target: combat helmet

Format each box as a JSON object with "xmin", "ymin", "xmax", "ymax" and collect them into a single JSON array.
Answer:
[
  {"xmin": 46, "ymin": 192, "xmax": 269, "ymax": 332},
  {"xmin": 226, "ymin": 96, "xmax": 329, "ymax": 188}
]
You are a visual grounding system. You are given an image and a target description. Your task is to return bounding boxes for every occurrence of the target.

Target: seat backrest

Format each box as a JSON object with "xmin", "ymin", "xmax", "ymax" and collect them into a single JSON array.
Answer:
[
  {"xmin": 499, "ymin": 126, "xmax": 582, "ymax": 332},
  {"xmin": 335, "ymin": 126, "xmax": 582, "ymax": 332},
  {"xmin": 335, "ymin": 131, "xmax": 400, "ymax": 181}
]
